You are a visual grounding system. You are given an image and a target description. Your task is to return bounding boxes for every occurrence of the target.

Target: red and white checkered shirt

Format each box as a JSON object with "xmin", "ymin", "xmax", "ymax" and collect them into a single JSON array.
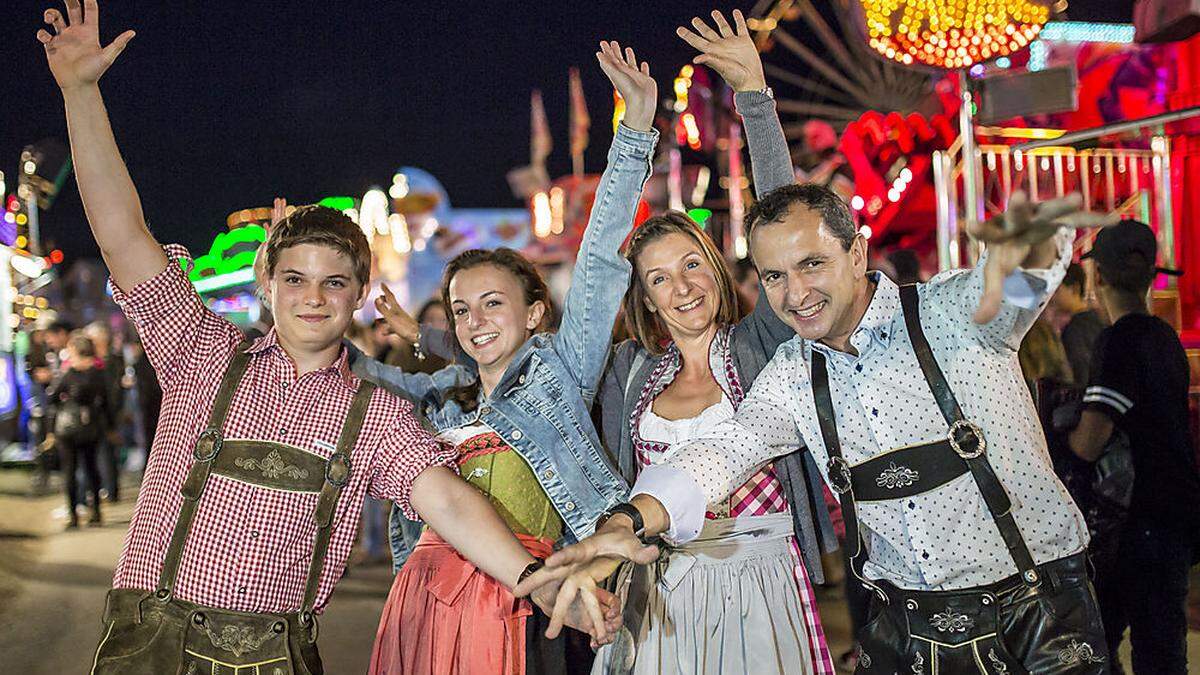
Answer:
[{"xmin": 110, "ymin": 245, "xmax": 456, "ymax": 614}]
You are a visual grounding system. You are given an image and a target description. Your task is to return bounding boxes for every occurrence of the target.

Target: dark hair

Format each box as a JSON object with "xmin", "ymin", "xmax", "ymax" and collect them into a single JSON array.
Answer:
[
  {"xmin": 886, "ymin": 249, "xmax": 922, "ymax": 285},
  {"xmin": 1096, "ymin": 256, "xmax": 1155, "ymax": 298},
  {"xmin": 416, "ymin": 297, "xmax": 447, "ymax": 324},
  {"xmin": 745, "ymin": 183, "xmax": 857, "ymax": 251},
  {"xmin": 621, "ymin": 212, "xmax": 739, "ymax": 355},
  {"xmin": 440, "ymin": 248, "xmax": 551, "ymax": 411},
  {"xmin": 48, "ymin": 320, "xmax": 73, "ymax": 334},
  {"xmin": 265, "ymin": 205, "xmax": 372, "ymax": 288},
  {"xmin": 1061, "ymin": 262, "xmax": 1086, "ymax": 295}
]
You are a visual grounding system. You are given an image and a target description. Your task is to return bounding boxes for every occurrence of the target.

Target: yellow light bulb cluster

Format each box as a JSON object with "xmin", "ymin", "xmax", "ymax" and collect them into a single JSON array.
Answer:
[{"xmin": 861, "ymin": 0, "xmax": 1051, "ymax": 69}]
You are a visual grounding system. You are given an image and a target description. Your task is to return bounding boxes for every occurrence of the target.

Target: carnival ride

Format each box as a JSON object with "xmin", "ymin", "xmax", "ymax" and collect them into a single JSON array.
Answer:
[{"xmin": 749, "ymin": 0, "xmax": 1200, "ymax": 344}]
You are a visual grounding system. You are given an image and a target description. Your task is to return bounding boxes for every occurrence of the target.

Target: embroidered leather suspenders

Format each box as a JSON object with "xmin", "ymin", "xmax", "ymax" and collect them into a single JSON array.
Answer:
[
  {"xmin": 93, "ymin": 342, "xmax": 376, "ymax": 675},
  {"xmin": 810, "ymin": 285, "xmax": 1042, "ymax": 595}
]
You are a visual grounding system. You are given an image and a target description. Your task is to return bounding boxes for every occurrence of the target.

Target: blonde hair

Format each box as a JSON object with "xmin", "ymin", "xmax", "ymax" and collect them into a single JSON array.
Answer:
[{"xmin": 621, "ymin": 212, "xmax": 739, "ymax": 355}]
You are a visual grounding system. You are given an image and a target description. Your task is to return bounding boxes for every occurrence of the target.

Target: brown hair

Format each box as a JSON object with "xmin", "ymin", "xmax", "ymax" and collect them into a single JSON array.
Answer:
[
  {"xmin": 622, "ymin": 212, "xmax": 739, "ymax": 355},
  {"xmin": 440, "ymin": 248, "xmax": 551, "ymax": 411},
  {"xmin": 264, "ymin": 205, "xmax": 372, "ymax": 288},
  {"xmin": 68, "ymin": 331, "xmax": 96, "ymax": 359}
]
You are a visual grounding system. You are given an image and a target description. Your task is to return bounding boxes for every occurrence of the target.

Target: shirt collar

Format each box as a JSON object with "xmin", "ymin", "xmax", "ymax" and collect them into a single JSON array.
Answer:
[
  {"xmin": 246, "ymin": 328, "xmax": 358, "ymax": 391},
  {"xmin": 811, "ymin": 271, "xmax": 901, "ymax": 358}
]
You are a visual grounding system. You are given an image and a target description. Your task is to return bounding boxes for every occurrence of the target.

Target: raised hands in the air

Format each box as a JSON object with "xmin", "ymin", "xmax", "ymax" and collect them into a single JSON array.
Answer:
[
  {"xmin": 38, "ymin": 0, "xmax": 135, "ymax": 91},
  {"xmin": 595, "ymin": 40, "xmax": 657, "ymax": 133},
  {"xmin": 969, "ymin": 191, "xmax": 1117, "ymax": 324},
  {"xmin": 677, "ymin": 10, "xmax": 767, "ymax": 93}
]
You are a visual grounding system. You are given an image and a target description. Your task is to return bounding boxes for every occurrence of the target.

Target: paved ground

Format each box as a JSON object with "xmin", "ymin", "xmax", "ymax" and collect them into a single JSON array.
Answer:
[
  {"xmin": 0, "ymin": 466, "xmax": 1197, "ymax": 673},
  {"xmin": 0, "ymin": 468, "xmax": 392, "ymax": 674}
]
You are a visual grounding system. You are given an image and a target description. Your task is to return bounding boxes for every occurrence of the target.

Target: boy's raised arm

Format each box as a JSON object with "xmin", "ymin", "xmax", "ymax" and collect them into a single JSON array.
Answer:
[{"xmin": 39, "ymin": 0, "xmax": 167, "ymax": 290}]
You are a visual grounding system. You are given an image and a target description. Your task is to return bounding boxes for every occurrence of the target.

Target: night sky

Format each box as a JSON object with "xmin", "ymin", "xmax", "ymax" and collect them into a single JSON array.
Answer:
[{"xmin": 3, "ymin": 0, "xmax": 1135, "ymax": 265}]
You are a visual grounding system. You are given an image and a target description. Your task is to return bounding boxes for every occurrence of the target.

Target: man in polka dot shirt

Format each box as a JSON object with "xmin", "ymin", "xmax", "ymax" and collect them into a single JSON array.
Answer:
[{"xmin": 523, "ymin": 187, "xmax": 1116, "ymax": 674}]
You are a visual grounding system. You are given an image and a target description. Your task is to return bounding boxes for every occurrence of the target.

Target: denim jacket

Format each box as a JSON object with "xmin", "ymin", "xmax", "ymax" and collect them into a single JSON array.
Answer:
[{"xmin": 354, "ymin": 124, "xmax": 659, "ymax": 550}]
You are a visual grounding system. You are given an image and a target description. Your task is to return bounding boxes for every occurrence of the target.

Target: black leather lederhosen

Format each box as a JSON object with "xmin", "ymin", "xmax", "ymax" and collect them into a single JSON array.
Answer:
[
  {"xmin": 813, "ymin": 285, "xmax": 1108, "ymax": 675},
  {"xmin": 91, "ymin": 342, "xmax": 376, "ymax": 675}
]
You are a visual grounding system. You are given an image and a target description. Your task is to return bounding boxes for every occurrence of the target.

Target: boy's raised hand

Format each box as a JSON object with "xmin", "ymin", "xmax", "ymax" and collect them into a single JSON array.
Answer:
[
  {"xmin": 38, "ymin": 0, "xmax": 135, "ymax": 91},
  {"xmin": 595, "ymin": 40, "xmax": 657, "ymax": 132},
  {"xmin": 677, "ymin": 9, "xmax": 767, "ymax": 93}
]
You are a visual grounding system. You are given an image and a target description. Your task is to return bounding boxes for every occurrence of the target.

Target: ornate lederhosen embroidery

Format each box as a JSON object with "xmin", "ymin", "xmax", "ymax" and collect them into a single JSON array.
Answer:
[
  {"xmin": 911, "ymin": 651, "xmax": 925, "ymax": 675},
  {"xmin": 201, "ymin": 623, "xmax": 278, "ymax": 657},
  {"xmin": 234, "ymin": 449, "xmax": 309, "ymax": 480},
  {"xmin": 876, "ymin": 462, "xmax": 920, "ymax": 489},
  {"xmin": 930, "ymin": 609, "xmax": 974, "ymax": 633},
  {"xmin": 988, "ymin": 648, "xmax": 1009, "ymax": 673},
  {"xmin": 1057, "ymin": 639, "xmax": 1105, "ymax": 666}
]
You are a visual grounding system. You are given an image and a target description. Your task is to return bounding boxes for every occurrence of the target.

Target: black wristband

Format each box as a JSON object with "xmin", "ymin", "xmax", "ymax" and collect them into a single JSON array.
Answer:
[
  {"xmin": 597, "ymin": 502, "xmax": 645, "ymax": 538},
  {"xmin": 517, "ymin": 559, "xmax": 544, "ymax": 586}
]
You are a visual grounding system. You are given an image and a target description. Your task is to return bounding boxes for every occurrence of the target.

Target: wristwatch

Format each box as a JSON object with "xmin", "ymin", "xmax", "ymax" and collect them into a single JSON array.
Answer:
[{"xmin": 597, "ymin": 502, "xmax": 646, "ymax": 539}]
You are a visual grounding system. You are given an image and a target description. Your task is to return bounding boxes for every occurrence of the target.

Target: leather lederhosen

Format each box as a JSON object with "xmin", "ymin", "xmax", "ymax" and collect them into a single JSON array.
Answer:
[
  {"xmin": 91, "ymin": 342, "xmax": 376, "ymax": 675},
  {"xmin": 813, "ymin": 285, "xmax": 1108, "ymax": 675}
]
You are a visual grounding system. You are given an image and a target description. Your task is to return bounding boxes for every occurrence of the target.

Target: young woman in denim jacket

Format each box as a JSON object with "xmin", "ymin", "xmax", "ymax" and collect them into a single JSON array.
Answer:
[
  {"xmin": 358, "ymin": 42, "xmax": 659, "ymax": 675},
  {"xmin": 587, "ymin": 13, "xmax": 836, "ymax": 675}
]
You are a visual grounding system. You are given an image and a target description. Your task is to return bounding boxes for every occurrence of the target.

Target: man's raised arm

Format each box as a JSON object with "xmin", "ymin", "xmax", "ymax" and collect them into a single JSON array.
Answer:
[{"xmin": 39, "ymin": 0, "xmax": 166, "ymax": 290}]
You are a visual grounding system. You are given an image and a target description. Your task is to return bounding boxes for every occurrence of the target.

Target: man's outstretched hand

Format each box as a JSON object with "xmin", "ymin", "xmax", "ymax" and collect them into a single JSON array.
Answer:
[
  {"xmin": 677, "ymin": 10, "xmax": 767, "ymax": 93},
  {"xmin": 38, "ymin": 0, "xmax": 134, "ymax": 91},
  {"xmin": 513, "ymin": 526, "xmax": 658, "ymax": 643},
  {"xmin": 970, "ymin": 191, "xmax": 1118, "ymax": 324}
]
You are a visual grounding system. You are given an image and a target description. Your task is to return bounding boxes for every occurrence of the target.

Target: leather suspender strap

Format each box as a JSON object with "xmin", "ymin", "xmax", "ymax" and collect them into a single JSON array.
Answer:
[
  {"xmin": 298, "ymin": 380, "xmax": 376, "ymax": 623},
  {"xmin": 156, "ymin": 342, "xmax": 254, "ymax": 599},
  {"xmin": 897, "ymin": 284, "xmax": 1042, "ymax": 588},
  {"xmin": 809, "ymin": 350, "xmax": 881, "ymax": 599}
]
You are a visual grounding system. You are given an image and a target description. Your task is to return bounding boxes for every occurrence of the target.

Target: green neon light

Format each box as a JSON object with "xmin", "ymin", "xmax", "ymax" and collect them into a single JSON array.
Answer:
[
  {"xmin": 318, "ymin": 196, "xmax": 355, "ymax": 211},
  {"xmin": 687, "ymin": 207, "xmax": 713, "ymax": 227},
  {"xmin": 192, "ymin": 267, "xmax": 256, "ymax": 294},
  {"xmin": 184, "ymin": 224, "xmax": 267, "ymax": 281}
]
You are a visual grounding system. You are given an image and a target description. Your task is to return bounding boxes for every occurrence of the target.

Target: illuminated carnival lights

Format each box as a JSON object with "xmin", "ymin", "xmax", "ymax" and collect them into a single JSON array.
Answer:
[{"xmin": 859, "ymin": 0, "xmax": 1052, "ymax": 69}]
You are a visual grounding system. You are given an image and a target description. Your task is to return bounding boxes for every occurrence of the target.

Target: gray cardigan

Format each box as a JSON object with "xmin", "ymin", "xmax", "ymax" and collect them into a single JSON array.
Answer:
[{"xmin": 595, "ymin": 90, "xmax": 838, "ymax": 581}]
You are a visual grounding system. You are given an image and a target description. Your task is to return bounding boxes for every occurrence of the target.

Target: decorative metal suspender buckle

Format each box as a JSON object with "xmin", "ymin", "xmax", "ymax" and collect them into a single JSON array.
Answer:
[
  {"xmin": 827, "ymin": 457, "xmax": 853, "ymax": 495},
  {"xmin": 948, "ymin": 420, "xmax": 986, "ymax": 460},
  {"xmin": 193, "ymin": 428, "xmax": 224, "ymax": 462},
  {"xmin": 325, "ymin": 452, "xmax": 352, "ymax": 487}
]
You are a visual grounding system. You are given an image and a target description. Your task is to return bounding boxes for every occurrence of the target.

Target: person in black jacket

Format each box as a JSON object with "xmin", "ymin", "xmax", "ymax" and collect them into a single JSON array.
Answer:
[
  {"xmin": 1069, "ymin": 219, "xmax": 1198, "ymax": 675},
  {"xmin": 48, "ymin": 332, "xmax": 108, "ymax": 528}
]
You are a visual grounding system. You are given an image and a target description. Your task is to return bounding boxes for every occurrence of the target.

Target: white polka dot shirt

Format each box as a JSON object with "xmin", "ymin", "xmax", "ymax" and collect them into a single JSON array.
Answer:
[{"xmin": 633, "ymin": 229, "xmax": 1090, "ymax": 591}]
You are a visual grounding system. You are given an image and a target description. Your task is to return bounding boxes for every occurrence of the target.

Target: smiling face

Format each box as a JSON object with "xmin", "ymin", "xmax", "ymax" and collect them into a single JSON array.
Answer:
[
  {"xmin": 752, "ymin": 205, "xmax": 869, "ymax": 346},
  {"xmin": 448, "ymin": 264, "xmax": 545, "ymax": 372},
  {"xmin": 264, "ymin": 243, "xmax": 366, "ymax": 356},
  {"xmin": 634, "ymin": 232, "xmax": 724, "ymax": 342}
]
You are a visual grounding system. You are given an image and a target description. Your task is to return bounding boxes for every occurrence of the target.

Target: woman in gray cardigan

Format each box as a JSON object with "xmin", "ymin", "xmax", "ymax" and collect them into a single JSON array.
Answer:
[{"xmin": 589, "ymin": 12, "xmax": 837, "ymax": 675}]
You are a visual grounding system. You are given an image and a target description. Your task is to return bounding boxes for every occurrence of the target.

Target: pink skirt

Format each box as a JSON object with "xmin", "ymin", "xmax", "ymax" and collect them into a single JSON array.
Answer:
[{"xmin": 369, "ymin": 529, "xmax": 553, "ymax": 675}]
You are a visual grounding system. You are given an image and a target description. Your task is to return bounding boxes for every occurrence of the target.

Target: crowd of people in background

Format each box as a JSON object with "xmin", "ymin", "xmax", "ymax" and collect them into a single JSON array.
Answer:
[
  {"xmin": 27, "ymin": 1, "xmax": 1198, "ymax": 674},
  {"xmin": 25, "ymin": 318, "xmax": 161, "ymax": 528}
]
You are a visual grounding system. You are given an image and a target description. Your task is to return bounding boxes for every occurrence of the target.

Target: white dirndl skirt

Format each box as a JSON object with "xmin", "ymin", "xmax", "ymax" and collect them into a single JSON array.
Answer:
[{"xmin": 593, "ymin": 512, "xmax": 817, "ymax": 675}]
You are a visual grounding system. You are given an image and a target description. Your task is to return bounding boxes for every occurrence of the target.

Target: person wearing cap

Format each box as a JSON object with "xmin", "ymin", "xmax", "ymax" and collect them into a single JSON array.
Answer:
[{"xmin": 1069, "ymin": 219, "xmax": 1198, "ymax": 675}]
